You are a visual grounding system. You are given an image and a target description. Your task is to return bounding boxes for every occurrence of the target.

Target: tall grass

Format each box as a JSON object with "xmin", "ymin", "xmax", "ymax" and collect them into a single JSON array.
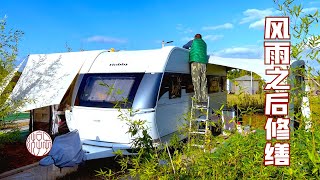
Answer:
[
  {"xmin": 227, "ymin": 94, "xmax": 265, "ymax": 110},
  {"xmin": 228, "ymin": 94, "xmax": 320, "ymax": 129},
  {"xmin": 310, "ymin": 96, "xmax": 320, "ymax": 126}
]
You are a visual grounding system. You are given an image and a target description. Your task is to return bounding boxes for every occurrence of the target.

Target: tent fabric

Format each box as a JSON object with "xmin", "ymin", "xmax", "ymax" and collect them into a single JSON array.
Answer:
[
  {"xmin": 208, "ymin": 56, "xmax": 275, "ymax": 83},
  {"xmin": 10, "ymin": 50, "xmax": 105, "ymax": 112},
  {"xmin": 39, "ymin": 130, "xmax": 86, "ymax": 168}
]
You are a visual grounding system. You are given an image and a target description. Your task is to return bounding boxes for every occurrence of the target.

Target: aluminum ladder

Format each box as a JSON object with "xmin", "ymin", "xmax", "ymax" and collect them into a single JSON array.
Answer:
[{"xmin": 188, "ymin": 96, "xmax": 210, "ymax": 151}]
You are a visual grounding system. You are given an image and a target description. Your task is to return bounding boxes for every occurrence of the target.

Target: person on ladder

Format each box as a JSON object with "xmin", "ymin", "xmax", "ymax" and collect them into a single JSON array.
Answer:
[{"xmin": 183, "ymin": 34, "xmax": 209, "ymax": 108}]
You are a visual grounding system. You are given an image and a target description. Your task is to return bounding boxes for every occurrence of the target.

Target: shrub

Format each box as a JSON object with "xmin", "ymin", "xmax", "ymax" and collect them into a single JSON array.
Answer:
[{"xmin": 0, "ymin": 129, "xmax": 22, "ymax": 145}]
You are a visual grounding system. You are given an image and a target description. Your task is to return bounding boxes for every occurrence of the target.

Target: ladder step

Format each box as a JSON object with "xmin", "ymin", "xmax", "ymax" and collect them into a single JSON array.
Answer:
[
  {"xmin": 188, "ymin": 97, "xmax": 210, "ymax": 151},
  {"xmin": 191, "ymin": 144, "xmax": 204, "ymax": 148},
  {"xmin": 192, "ymin": 117, "xmax": 208, "ymax": 122},
  {"xmin": 190, "ymin": 131, "xmax": 206, "ymax": 134},
  {"xmin": 192, "ymin": 106, "xmax": 209, "ymax": 110}
]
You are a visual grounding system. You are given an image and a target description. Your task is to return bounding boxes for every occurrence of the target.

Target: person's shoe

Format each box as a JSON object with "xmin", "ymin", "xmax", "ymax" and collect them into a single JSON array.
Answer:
[
  {"xmin": 201, "ymin": 102, "xmax": 208, "ymax": 108},
  {"xmin": 195, "ymin": 104, "xmax": 202, "ymax": 109}
]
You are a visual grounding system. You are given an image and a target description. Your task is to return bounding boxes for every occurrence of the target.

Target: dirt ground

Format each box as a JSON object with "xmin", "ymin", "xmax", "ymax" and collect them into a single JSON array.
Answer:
[
  {"xmin": 0, "ymin": 142, "xmax": 43, "ymax": 174},
  {"xmin": 57, "ymin": 158, "xmax": 123, "ymax": 180},
  {"xmin": 0, "ymin": 119, "xmax": 43, "ymax": 174}
]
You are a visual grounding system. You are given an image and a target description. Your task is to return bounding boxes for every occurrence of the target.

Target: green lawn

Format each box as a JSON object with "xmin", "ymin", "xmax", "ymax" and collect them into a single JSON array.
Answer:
[{"xmin": 2, "ymin": 113, "xmax": 30, "ymax": 121}]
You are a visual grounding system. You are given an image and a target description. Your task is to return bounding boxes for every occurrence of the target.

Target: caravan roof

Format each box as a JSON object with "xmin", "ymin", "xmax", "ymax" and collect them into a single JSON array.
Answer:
[{"xmin": 83, "ymin": 46, "xmax": 187, "ymax": 73}]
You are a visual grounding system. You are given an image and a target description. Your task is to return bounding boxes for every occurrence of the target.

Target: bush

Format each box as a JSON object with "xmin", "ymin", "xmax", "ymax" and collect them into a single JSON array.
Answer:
[
  {"xmin": 111, "ymin": 127, "xmax": 320, "ymax": 179},
  {"xmin": 0, "ymin": 129, "xmax": 22, "ymax": 145},
  {"xmin": 227, "ymin": 94, "xmax": 265, "ymax": 110}
]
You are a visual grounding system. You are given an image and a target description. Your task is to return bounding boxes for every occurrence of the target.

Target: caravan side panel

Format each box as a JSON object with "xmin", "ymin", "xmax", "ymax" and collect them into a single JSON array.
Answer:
[
  {"xmin": 155, "ymin": 48, "xmax": 191, "ymax": 139},
  {"xmin": 165, "ymin": 48, "xmax": 190, "ymax": 73}
]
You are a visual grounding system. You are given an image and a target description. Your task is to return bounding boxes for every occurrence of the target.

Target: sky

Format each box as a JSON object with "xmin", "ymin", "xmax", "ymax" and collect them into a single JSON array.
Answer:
[{"xmin": 1, "ymin": 0, "xmax": 320, "ymax": 67}]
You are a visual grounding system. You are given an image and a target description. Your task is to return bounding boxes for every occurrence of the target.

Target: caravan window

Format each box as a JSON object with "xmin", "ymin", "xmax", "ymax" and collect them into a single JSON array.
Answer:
[
  {"xmin": 76, "ymin": 73, "xmax": 144, "ymax": 108},
  {"xmin": 182, "ymin": 74, "xmax": 194, "ymax": 93},
  {"xmin": 207, "ymin": 76, "xmax": 220, "ymax": 93},
  {"xmin": 221, "ymin": 76, "xmax": 227, "ymax": 92},
  {"xmin": 169, "ymin": 74, "xmax": 182, "ymax": 99},
  {"xmin": 158, "ymin": 73, "xmax": 183, "ymax": 99}
]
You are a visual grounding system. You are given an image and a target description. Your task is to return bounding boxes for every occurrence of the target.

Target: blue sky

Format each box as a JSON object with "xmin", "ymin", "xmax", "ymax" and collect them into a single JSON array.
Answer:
[{"xmin": 1, "ymin": 0, "xmax": 320, "ymax": 63}]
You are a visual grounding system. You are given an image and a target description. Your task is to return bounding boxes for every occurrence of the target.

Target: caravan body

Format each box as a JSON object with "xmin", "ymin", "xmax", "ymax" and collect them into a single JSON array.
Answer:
[
  {"xmin": 11, "ymin": 46, "xmax": 229, "ymax": 160},
  {"xmin": 68, "ymin": 46, "xmax": 228, "ymax": 159}
]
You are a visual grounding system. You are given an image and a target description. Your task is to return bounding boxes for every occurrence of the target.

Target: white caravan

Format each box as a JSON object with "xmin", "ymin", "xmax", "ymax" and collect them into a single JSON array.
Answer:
[
  {"xmin": 11, "ymin": 46, "xmax": 230, "ymax": 160},
  {"xmin": 12, "ymin": 46, "xmax": 308, "ymax": 160}
]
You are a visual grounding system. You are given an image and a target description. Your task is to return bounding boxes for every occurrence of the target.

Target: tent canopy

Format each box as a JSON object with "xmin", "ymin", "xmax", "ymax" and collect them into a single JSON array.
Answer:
[
  {"xmin": 10, "ymin": 50, "xmax": 106, "ymax": 112},
  {"xmin": 208, "ymin": 56, "xmax": 276, "ymax": 82}
]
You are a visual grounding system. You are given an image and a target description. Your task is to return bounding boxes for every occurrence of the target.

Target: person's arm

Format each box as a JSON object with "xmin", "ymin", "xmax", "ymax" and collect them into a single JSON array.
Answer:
[{"xmin": 183, "ymin": 40, "xmax": 193, "ymax": 49}]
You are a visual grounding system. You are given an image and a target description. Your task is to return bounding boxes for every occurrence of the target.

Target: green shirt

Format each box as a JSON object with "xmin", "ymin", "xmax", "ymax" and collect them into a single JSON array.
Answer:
[{"xmin": 189, "ymin": 39, "xmax": 208, "ymax": 64}]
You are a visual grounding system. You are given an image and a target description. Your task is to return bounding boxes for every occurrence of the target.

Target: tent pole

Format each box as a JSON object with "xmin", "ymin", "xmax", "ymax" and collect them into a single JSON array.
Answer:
[{"xmin": 251, "ymin": 71, "xmax": 253, "ymax": 95}]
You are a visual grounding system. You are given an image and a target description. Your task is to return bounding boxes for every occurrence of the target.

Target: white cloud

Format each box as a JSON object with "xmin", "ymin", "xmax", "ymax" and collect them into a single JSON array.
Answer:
[
  {"xmin": 248, "ymin": 19, "xmax": 265, "ymax": 29},
  {"xmin": 302, "ymin": 7, "xmax": 319, "ymax": 14},
  {"xmin": 176, "ymin": 24, "xmax": 183, "ymax": 30},
  {"xmin": 240, "ymin": 8, "xmax": 275, "ymax": 24},
  {"xmin": 241, "ymin": 7, "xmax": 318, "ymax": 30},
  {"xmin": 309, "ymin": 1, "xmax": 320, "ymax": 5},
  {"xmin": 176, "ymin": 24, "xmax": 193, "ymax": 34},
  {"xmin": 202, "ymin": 23, "xmax": 234, "ymax": 30},
  {"xmin": 203, "ymin": 35, "xmax": 224, "ymax": 41},
  {"xmin": 86, "ymin": 36, "xmax": 127, "ymax": 44},
  {"xmin": 242, "ymin": 7, "xmax": 318, "ymax": 30},
  {"xmin": 213, "ymin": 46, "xmax": 263, "ymax": 59},
  {"xmin": 183, "ymin": 28, "xmax": 193, "ymax": 34},
  {"xmin": 240, "ymin": 8, "xmax": 280, "ymax": 30}
]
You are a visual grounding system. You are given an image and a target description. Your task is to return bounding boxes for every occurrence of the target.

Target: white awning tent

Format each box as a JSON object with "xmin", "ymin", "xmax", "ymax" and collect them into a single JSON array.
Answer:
[
  {"xmin": 10, "ymin": 50, "xmax": 106, "ymax": 112},
  {"xmin": 208, "ymin": 56, "xmax": 275, "ymax": 83},
  {"xmin": 10, "ymin": 47, "xmax": 275, "ymax": 112}
]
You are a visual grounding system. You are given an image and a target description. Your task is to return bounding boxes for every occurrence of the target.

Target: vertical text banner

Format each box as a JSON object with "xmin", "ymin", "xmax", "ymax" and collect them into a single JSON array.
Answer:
[{"xmin": 263, "ymin": 17, "xmax": 291, "ymax": 166}]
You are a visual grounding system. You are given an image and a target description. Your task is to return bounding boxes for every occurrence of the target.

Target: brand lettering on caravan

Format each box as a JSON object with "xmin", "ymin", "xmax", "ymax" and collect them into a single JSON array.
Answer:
[{"xmin": 109, "ymin": 63, "xmax": 128, "ymax": 66}]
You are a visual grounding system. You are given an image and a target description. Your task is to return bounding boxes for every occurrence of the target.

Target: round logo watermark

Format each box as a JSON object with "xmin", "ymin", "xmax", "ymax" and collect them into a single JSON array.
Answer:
[{"xmin": 26, "ymin": 130, "xmax": 52, "ymax": 157}]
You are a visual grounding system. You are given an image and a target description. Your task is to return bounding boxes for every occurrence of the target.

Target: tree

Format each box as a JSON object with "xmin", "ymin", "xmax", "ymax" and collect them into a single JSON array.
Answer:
[
  {"xmin": 274, "ymin": 0, "xmax": 319, "ymax": 62},
  {"xmin": 0, "ymin": 16, "xmax": 24, "ymax": 123},
  {"xmin": 227, "ymin": 69, "xmax": 265, "ymax": 94},
  {"xmin": 274, "ymin": 0, "xmax": 319, "ymax": 130}
]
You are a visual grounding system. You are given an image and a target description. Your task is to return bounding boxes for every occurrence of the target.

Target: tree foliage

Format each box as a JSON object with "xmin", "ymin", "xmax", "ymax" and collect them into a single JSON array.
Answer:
[
  {"xmin": 274, "ymin": 0, "xmax": 319, "ymax": 64},
  {"xmin": 0, "ymin": 16, "xmax": 24, "ymax": 122},
  {"xmin": 227, "ymin": 69, "xmax": 261, "ymax": 80}
]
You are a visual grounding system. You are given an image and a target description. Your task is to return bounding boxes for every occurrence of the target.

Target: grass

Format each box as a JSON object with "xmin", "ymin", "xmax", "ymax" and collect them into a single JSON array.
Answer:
[
  {"xmin": 310, "ymin": 95, "xmax": 320, "ymax": 126},
  {"xmin": 0, "ymin": 121, "xmax": 29, "ymax": 130},
  {"xmin": 242, "ymin": 114, "xmax": 266, "ymax": 129},
  {"xmin": 228, "ymin": 94, "xmax": 320, "ymax": 129},
  {"xmin": 0, "ymin": 112, "xmax": 30, "ymax": 130},
  {"xmin": 227, "ymin": 94, "xmax": 265, "ymax": 110},
  {"xmin": 2, "ymin": 112, "xmax": 30, "ymax": 121},
  {"xmin": 0, "ymin": 129, "xmax": 23, "ymax": 145},
  {"xmin": 93, "ymin": 93, "xmax": 320, "ymax": 179},
  {"xmin": 227, "ymin": 94, "xmax": 265, "ymax": 130}
]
